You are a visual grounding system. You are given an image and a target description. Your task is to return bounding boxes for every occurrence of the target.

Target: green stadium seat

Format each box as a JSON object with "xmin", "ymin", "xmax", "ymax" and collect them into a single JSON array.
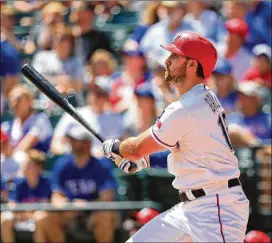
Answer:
[
  {"xmin": 113, "ymin": 168, "xmax": 145, "ymax": 201},
  {"xmin": 144, "ymin": 168, "xmax": 180, "ymax": 211}
]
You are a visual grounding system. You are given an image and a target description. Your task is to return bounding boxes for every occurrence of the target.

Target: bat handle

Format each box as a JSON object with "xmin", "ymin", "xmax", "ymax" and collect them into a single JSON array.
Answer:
[{"xmin": 128, "ymin": 163, "xmax": 138, "ymax": 173}]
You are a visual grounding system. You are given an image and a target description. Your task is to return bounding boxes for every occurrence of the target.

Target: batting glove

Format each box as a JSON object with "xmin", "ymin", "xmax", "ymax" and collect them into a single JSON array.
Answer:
[{"xmin": 102, "ymin": 139, "xmax": 149, "ymax": 173}]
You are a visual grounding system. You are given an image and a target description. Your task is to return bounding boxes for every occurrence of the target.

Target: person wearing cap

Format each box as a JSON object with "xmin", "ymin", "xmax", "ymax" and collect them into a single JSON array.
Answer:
[
  {"xmin": 185, "ymin": 0, "xmax": 227, "ymax": 45},
  {"xmin": 245, "ymin": 230, "xmax": 271, "ymax": 243},
  {"xmin": 110, "ymin": 38, "xmax": 151, "ymax": 113},
  {"xmin": 139, "ymin": 1, "xmax": 199, "ymax": 65},
  {"xmin": 1, "ymin": 149, "xmax": 52, "ymax": 243},
  {"xmin": 32, "ymin": 24, "xmax": 85, "ymax": 105},
  {"xmin": 217, "ymin": 18, "xmax": 252, "ymax": 81},
  {"xmin": 70, "ymin": 1, "xmax": 113, "ymax": 64},
  {"xmin": 123, "ymin": 82, "xmax": 156, "ymax": 136},
  {"xmin": 210, "ymin": 58, "xmax": 239, "ymax": 118},
  {"xmin": 228, "ymin": 81, "xmax": 271, "ymax": 148},
  {"xmin": 1, "ymin": 85, "xmax": 53, "ymax": 153},
  {"xmin": 36, "ymin": 125, "xmax": 118, "ymax": 243},
  {"xmin": 242, "ymin": 44, "xmax": 271, "ymax": 88},
  {"xmin": 103, "ymin": 32, "xmax": 249, "ymax": 242},
  {"xmin": 51, "ymin": 75, "xmax": 125, "ymax": 157}
]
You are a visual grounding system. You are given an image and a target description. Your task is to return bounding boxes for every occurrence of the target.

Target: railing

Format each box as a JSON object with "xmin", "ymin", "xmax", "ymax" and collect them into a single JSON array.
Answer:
[{"xmin": 0, "ymin": 201, "xmax": 162, "ymax": 212}]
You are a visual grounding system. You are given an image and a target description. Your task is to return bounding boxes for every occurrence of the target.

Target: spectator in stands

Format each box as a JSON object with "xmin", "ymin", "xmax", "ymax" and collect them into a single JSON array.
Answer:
[
  {"xmin": 223, "ymin": 1, "xmax": 271, "ymax": 50},
  {"xmin": 0, "ymin": 5, "xmax": 20, "ymax": 104},
  {"xmin": 129, "ymin": 2, "xmax": 161, "ymax": 43},
  {"xmin": 110, "ymin": 38, "xmax": 150, "ymax": 113},
  {"xmin": 209, "ymin": 58, "xmax": 239, "ymax": 117},
  {"xmin": 184, "ymin": 0, "xmax": 227, "ymax": 45},
  {"xmin": 228, "ymin": 82, "xmax": 271, "ymax": 148},
  {"xmin": 242, "ymin": 44, "xmax": 271, "ymax": 88},
  {"xmin": 70, "ymin": 1, "xmax": 113, "ymax": 64},
  {"xmin": 218, "ymin": 18, "xmax": 252, "ymax": 81},
  {"xmin": 33, "ymin": 2, "xmax": 66, "ymax": 50},
  {"xmin": 140, "ymin": 1, "xmax": 197, "ymax": 64},
  {"xmin": 150, "ymin": 61, "xmax": 177, "ymax": 115},
  {"xmin": 1, "ymin": 149, "xmax": 51, "ymax": 243},
  {"xmin": 84, "ymin": 49, "xmax": 118, "ymax": 85},
  {"xmin": 13, "ymin": 1, "xmax": 46, "ymax": 14},
  {"xmin": 51, "ymin": 76, "xmax": 125, "ymax": 157},
  {"xmin": 134, "ymin": 82, "xmax": 156, "ymax": 133},
  {"xmin": 1, "ymin": 129, "xmax": 26, "ymax": 182},
  {"xmin": 32, "ymin": 24, "xmax": 85, "ymax": 104},
  {"xmin": 223, "ymin": 1, "xmax": 248, "ymax": 20},
  {"xmin": 1, "ymin": 85, "xmax": 53, "ymax": 153},
  {"xmin": 0, "ymin": 4, "xmax": 21, "ymax": 51},
  {"xmin": 36, "ymin": 126, "xmax": 117, "ymax": 243},
  {"xmin": 245, "ymin": 0, "xmax": 272, "ymax": 49}
]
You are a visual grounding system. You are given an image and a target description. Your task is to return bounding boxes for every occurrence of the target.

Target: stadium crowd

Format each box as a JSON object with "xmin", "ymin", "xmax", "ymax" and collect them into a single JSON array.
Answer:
[{"xmin": 0, "ymin": 1, "xmax": 271, "ymax": 242}]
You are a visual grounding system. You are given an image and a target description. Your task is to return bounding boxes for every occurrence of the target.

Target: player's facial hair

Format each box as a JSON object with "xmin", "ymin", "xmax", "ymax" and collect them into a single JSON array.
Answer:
[{"xmin": 165, "ymin": 60, "xmax": 188, "ymax": 85}]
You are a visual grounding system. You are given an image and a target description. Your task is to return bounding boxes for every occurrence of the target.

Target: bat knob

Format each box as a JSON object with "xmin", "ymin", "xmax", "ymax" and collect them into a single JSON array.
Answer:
[{"xmin": 128, "ymin": 162, "xmax": 138, "ymax": 173}]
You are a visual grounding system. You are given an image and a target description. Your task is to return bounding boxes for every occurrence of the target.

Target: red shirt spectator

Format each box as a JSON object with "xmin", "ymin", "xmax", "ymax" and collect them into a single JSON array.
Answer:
[{"xmin": 242, "ymin": 44, "xmax": 271, "ymax": 88}]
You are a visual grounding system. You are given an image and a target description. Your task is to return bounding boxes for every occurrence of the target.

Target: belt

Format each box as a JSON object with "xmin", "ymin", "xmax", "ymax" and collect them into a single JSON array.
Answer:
[{"xmin": 179, "ymin": 178, "xmax": 241, "ymax": 203}]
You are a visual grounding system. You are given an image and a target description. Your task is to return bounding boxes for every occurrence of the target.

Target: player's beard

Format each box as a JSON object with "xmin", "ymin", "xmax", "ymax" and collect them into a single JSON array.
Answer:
[{"xmin": 165, "ymin": 61, "xmax": 187, "ymax": 85}]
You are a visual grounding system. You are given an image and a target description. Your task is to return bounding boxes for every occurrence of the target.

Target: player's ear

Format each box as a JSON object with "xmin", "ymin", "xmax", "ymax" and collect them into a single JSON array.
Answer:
[{"xmin": 187, "ymin": 59, "xmax": 197, "ymax": 71}]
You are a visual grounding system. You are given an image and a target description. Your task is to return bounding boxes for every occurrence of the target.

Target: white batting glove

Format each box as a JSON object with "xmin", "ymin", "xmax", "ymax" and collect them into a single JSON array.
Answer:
[
  {"xmin": 118, "ymin": 157, "xmax": 149, "ymax": 173},
  {"xmin": 102, "ymin": 139, "xmax": 149, "ymax": 173}
]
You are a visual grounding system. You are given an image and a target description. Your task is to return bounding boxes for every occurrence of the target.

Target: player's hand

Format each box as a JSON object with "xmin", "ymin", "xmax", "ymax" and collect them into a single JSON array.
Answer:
[
  {"xmin": 102, "ymin": 138, "xmax": 123, "ymax": 161},
  {"xmin": 102, "ymin": 139, "xmax": 149, "ymax": 173},
  {"xmin": 118, "ymin": 157, "xmax": 149, "ymax": 174}
]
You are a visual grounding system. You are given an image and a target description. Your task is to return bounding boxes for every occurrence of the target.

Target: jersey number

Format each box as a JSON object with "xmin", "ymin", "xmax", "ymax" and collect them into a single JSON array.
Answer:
[{"xmin": 218, "ymin": 112, "xmax": 233, "ymax": 152}]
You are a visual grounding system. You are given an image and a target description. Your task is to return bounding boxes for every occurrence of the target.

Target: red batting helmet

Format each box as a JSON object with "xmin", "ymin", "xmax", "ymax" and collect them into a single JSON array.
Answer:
[
  {"xmin": 245, "ymin": 230, "xmax": 271, "ymax": 243},
  {"xmin": 136, "ymin": 208, "xmax": 160, "ymax": 225},
  {"xmin": 160, "ymin": 31, "xmax": 218, "ymax": 78}
]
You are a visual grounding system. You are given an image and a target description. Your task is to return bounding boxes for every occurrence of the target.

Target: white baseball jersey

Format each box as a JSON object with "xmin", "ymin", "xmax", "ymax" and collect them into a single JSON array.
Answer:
[{"xmin": 150, "ymin": 83, "xmax": 240, "ymax": 191}]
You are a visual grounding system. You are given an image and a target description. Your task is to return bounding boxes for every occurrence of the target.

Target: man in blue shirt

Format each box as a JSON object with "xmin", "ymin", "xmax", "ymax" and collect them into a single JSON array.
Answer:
[
  {"xmin": 228, "ymin": 81, "xmax": 271, "ymax": 147},
  {"xmin": 211, "ymin": 58, "xmax": 239, "ymax": 120},
  {"xmin": 1, "ymin": 149, "xmax": 51, "ymax": 243},
  {"xmin": 35, "ymin": 125, "xmax": 118, "ymax": 243}
]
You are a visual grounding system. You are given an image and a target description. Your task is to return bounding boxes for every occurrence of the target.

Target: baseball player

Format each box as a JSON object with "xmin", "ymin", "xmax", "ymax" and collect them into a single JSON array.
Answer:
[{"xmin": 103, "ymin": 32, "xmax": 249, "ymax": 242}]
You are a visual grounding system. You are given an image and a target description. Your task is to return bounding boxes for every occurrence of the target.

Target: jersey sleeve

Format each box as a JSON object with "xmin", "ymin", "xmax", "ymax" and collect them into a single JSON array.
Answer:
[{"xmin": 150, "ymin": 102, "xmax": 191, "ymax": 149}]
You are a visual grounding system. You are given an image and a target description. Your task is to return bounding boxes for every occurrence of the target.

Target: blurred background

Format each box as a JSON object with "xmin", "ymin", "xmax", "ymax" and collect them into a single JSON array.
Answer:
[{"xmin": 0, "ymin": 1, "xmax": 271, "ymax": 242}]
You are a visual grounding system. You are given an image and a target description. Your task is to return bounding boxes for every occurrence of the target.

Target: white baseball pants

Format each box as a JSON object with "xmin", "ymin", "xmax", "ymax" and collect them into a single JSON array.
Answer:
[{"xmin": 126, "ymin": 185, "xmax": 249, "ymax": 242}]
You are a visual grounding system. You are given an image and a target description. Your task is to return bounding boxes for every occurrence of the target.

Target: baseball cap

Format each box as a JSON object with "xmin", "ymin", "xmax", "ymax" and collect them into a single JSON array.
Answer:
[
  {"xmin": 245, "ymin": 230, "xmax": 271, "ymax": 243},
  {"xmin": 160, "ymin": 31, "xmax": 218, "ymax": 78},
  {"xmin": 134, "ymin": 82, "xmax": 155, "ymax": 99},
  {"xmin": 93, "ymin": 75, "xmax": 112, "ymax": 95},
  {"xmin": 252, "ymin": 44, "xmax": 271, "ymax": 60},
  {"xmin": 225, "ymin": 18, "xmax": 249, "ymax": 38},
  {"xmin": 0, "ymin": 129, "xmax": 9, "ymax": 143},
  {"xmin": 213, "ymin": 59, "xmax": 233, "ymax": 75},
  {"xmin": 123, "ymin": 39, "xmax": 144, "ymax": 57},
  {"xmin": 238, "ymin": 81, "xmax": 263, "ymax": 98},
  {"xmin": 136, "ymin": 208, "xmax": 160, "ymax": 225},
  {"xmin": 65, "ymin": 125, "xmax": 93, "ymax": 141}
]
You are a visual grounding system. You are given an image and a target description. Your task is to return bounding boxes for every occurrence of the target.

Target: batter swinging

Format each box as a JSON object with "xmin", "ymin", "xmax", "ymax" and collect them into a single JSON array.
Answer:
[{"xmin": 103, "ymin": 32, "xmax": 249, "ymax": 242}]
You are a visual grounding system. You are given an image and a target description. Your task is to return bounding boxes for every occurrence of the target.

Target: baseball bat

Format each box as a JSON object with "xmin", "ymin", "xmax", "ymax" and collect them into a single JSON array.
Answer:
[{"xmin": 20, "ymin": 64, "xmax": 137, "ymax": 172}]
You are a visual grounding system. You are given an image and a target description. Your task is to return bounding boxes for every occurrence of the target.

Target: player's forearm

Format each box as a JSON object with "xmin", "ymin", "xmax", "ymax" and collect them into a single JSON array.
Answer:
[{"xmin": 119, "ymin": 137, "xmax": 143, "ymax": 161}]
